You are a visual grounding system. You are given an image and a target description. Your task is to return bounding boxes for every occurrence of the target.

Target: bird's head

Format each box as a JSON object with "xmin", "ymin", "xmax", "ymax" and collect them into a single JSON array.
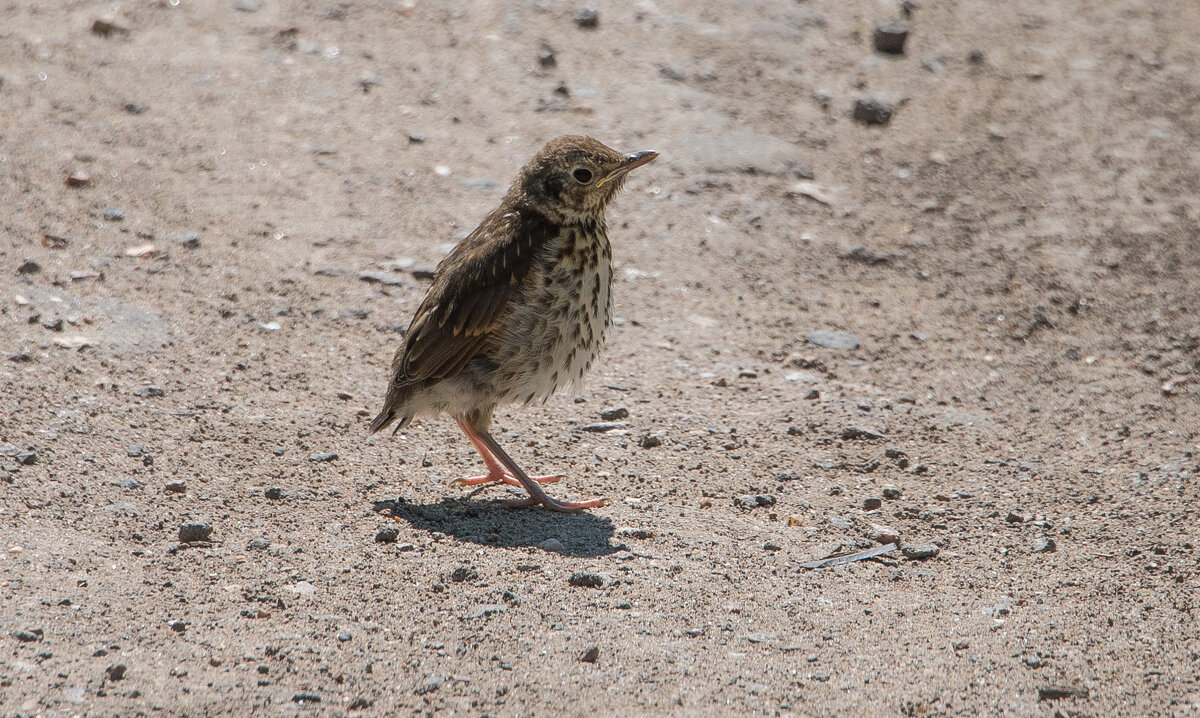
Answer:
[{"xmin": 512, "ymin": 135, "xmax": 658, "ymax": 224}]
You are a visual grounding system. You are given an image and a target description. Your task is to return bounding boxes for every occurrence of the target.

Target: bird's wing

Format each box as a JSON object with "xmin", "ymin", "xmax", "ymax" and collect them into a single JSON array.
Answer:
[{"xmin": 397, "ymin": 206, "xmax": 557, "ymax": 382}]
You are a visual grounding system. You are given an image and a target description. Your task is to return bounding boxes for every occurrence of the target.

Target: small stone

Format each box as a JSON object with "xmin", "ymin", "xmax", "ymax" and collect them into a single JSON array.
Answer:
[
  {"xmin": 91, "ymin": 19, "xmax": 129, "ymax": 37},
  {"xmin": 863, "ymin": 497, "xmax": 883, "ymax": 511},
  {"xmin": 762, "ymin": 541, "xmax": 782, "ymax": 552},
  {"xmin": 967, "ymin": 49, "xmax": 985, "ymax": 65},
  {"xmin": 264, "ymin": 487, "xmax": 298, "ymax": 500},
  {"xmin": 734, "ymin": 494, "xmax": 776, "ymax": 509},
  {"xmin": 8, "ymin": 352, "xmax": 32, "ymax": 362},
  {"xmin": 360, "ymin": 74, "xmax": 382, "ymax": 92},
  {"xmin": 118, "ymin": 478, "xmax": 141, "ymax": 489},
  {"xmin": 579, "ymin": 646, "xmax": 600, "ymax": 663},
  {"xmin": 235, "ymin": 0, "xmax": 261, "ymax": 11},
  {"xmin": 249, "ymin": 539, "xmax": 270, "ymax": 550},
  {"xmin": 1038, "ymin": 684, "xmax": 1087, "ymax": 701},
  {"xmin": 1033, "ymin": 538, "xmax": 1057, "ymax": 553},
  {"xmin": 15, "ymin": 451, "xmax": 37, "ymax": 466},
  {"xmin": 538, "ymin": 538, "xmax": 564, "ymax": 552},
  {"xmin": 537, "ymin": 41, "xmax": 556, "ymax": 68},
  {"xmin": 124, "ymin": 102, "xmax": 145, "ymax": 114},
  {"xmin": 308, "ymin": 452, "xmax": 338, "ymax": 462},
  {"xmin": 574, "ymin": 6, "xmax": 599, "ymax": 28},
  {"xmin": 952, "ymin": 640, "xmax": 969, "ymax": 651},
  {"xmin": 375, "ymin": 527, "xmax": 399, "ymax": 544},
  {"xmin": 639, "ymin": 434, "xmax": 663, "ymax": 449},
  {"xmin": 882, "ymin": 485, "xmax": 902, "ymax": 499},
  {"xmin": 869, "ymin": 524, "xmax": 900, "ymax": 544},
  {"xmin": 852, "ymin": 97, "xmax": 893, "ymax": 126},
  {"xmin": 659, "ymin": 65, "xmax": 686, "ymax": 81},
  {"xmin": 615, "ymin": 527, "xmax": 654, "ymax": 540},
  {"xmin": 449, "ymin": 566, "xmax": 478, "ymax": 583},
  {"xmin": 103, "ymin": 207, "xmax": 125, "ymax": 221},
  {"xmin": 599, "ymin": 407, "xmax": 628, "ymax": 421},
  {"xmin": 804, "ymin": 388, "xmax": 820, "ymax": 400},
  {"xmin": 1022, "ymin": 654, "xmax": 1046, "ymax": 668},
  {"xmin": 13, "ymin": 629, "xmax": 42, "ymax": 643},
  {"xmin": 467, "ymin": 604, "xmax": 507, "ymax": 619},
  {"xmin": 180, "ymin": 232, "xmax": 201, "ymax": 249},
  {"xmin": 293, "ymin": 692, "xmax": 322, "ymax": 703},
  {"xmin": 804, "ymin": 331, "xmax": 860, "ymax": 349},
  {"xmin": 337, "ymin": 631, "xmax": 352, "ymax": 642},
  {"xmin": 106, "ymin": 663, "xmax": 127, "ymax": 681},
  {"xmin": 178, "ymin": 522, "xmax": 213, "ymax": 543},
  {"xmin": 134, "ymin": 386, "xmax": 164, "ymax": 398},
  {"xmin": 126, "ymin": 444, "xmax": 144, "ymax": 457},
  {"xmin": 567, "ymin": 571, "xmax": 604, "ymax": 588},
  {"xmin": 163, "ymin": 481, "xmax": 186, "ymax": 494},
  {"xmin": 842, "ymin": 427, "xmax": 886, "ymax": 441},
  {"xmin": 167, "ymin": 620, "xmax": 187, "ymax": 633},
  {"xmin": 17, "ymin": 261, "xmax": 41, "ymax": 275},
  {"xmin": 581, "ymin": 421, "xmax": 628, "ymax": 433},
  {"xmin": 359, "ymin": 271, "xmax": 406, "ymax": 287},
  {"xmin": 66, "ymin": 171, "xmax": 92, "ymax": 187},
  {"xmin": 873, "ymin": 22, "xmax": 908, "ymax": 54},
  {"xmin": 901, "ymin": 543, "xmax": 939, "ymax": 560},
  {"xmin": 747, "ymin": 633, "xmax": 775, "ymax": 644},
  {"xmin": 1006, "ymin": 511, "xmax": 1025, "ymax": 524}
]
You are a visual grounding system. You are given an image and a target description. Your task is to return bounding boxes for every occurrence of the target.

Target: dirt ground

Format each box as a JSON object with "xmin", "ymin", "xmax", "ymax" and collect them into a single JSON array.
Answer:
[{"xmin": 2, "ymin": 0, "xmax": 1198, "ymax": 715}]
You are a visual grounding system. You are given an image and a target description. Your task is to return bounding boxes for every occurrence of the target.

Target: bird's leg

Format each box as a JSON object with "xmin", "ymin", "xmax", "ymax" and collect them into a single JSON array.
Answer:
[
  {"xmin": 458, "ymin": 419, "xmax": 607, "ymax": 513},
  {"xmin": 449, "ymin": 417, "xmax": 563, "ymax": 487}
]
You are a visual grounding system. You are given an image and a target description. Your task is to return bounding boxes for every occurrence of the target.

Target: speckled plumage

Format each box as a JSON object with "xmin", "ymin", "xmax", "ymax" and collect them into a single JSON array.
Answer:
[{"xmin": 370, "ymin": 136, "xmax": 658, "ymax": 512}]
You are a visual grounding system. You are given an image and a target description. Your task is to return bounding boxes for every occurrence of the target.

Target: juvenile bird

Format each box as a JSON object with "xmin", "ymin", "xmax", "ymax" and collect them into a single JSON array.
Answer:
[{"xmin": 370, "ymin": 136, "xmax": 658, "ymax": 512}]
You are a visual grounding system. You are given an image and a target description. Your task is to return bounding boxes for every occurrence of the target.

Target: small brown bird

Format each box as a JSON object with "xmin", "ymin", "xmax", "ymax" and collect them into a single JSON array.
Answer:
[{"xmin": 370, "ymin": 136, "xmax": 658, "ymax": 512}]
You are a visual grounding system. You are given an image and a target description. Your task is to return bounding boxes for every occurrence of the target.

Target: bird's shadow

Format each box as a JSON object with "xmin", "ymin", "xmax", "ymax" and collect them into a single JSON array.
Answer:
[{"xmin": 373, "ymin": 496, "xmax": 622, "ymax": 558}]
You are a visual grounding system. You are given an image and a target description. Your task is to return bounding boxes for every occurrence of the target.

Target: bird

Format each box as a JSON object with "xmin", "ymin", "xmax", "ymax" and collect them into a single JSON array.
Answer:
[{"xmin": 370, "ymin": 135, "xmax": 658, "ymax": 513}]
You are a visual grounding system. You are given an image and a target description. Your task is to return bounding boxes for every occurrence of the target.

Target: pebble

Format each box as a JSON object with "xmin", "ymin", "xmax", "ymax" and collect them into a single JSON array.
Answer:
[
  {"xmin": 762, "ymin": 541, "xmax": 782, "ymax": 552},
  {"xmin": 827, "ymin": 516, "xmax": 852, "ymax": 530},
  {"xmin": 375, "ymin": 527, "xmax": 399, "ymax": 544},
  {"xmin": 103, "ymin": 207, "xmax": 125, "ymax": 221},
  {"xmin": 467, "ymin": 605, "xmax": 507, "ymax": 619},
  {"xmin": 178, "ymin": 522, "xmax": 213, "ymax": 543},
  {"xmin": 537, "ymin": 41, "xmax": 556, "ymax": 68},
  {"xmin": 124, "ymin": 102, "xmax": 145, "ymax": 114},
  {"xmin": 567, "ymin": 571, "xmax": 604, "ymax": 588},
  {"xmin": 106, "ymin": 663, "xmax": 127, "ymax": 681},
  {"xmin": 235, "ymin": 0, "xmax": 261, "ymax": 11},
  {"xmin": 249, "ymin": 539, "xmax": 270, "ymax": 550},
  {"xmin": 292, "ymin": 692, "xmax": 322, "ymax": 703},
  {"xmin": 734, "ymin": 494, "xmax": 776, "ymax": 509},
  {"xmin": 180, "ymin": 232, "xmax": 201, "ymax": 249},
  {"xmin": 13, "ymin": 629, "xmax": 42, "ymax": 643},
  {"xmin": 852, "ymin": 97, "xmax": 893, "ymax": 126},
  {"xmin": 581, "ymin": 421, "xmax": 628, "ymax": 433},
  {"xmin": 639, "ymin": 434, "xmax": 663, "ymax": 449},
  {"xmin": 134, "ymin": 386, "xmax": 164, "ymax": 398},
  {"xmin": 449, "ymin": 567, "xmax": 479, "ymax": 583},
  {"xmin": 579, "ymin": 646, "xmax": 600, "ymax": 663},
  {"xmin": 804, "ymin": 331, "xmax": 860, "ymax": 349},
  {"xmin": 869, "ymin": 524, "xmax": 900, "ymax": 544},
  {"xmin": 119, "ymin": 478, "xmax": 141, "ymax": 489},
  {"xmin": 901, "ymin": 543, "xmax": 939, "ymax": 560},
  {"xmin": 163, "ymin": 481, "xmax": 186, "ymax": 494},
  {"xmin": 882, "ymin": 485, "xmax": 902, "ymax": 499},
  {"xmin": 66, "ymin": 171, "xmax": 92, "ymax": 187},
  {"xmin": 747, "ymin": 633, "xmax": 775, "ymax": 644},
  {"xmin": 1006, "ymin": 511, "xmax": 1025, "ymax": 524},
  {"xmin": 862, "ymin": 497, "xmax": 883, "ymax": 511},
  {"xmin": 615, "ymin": 527, "xmax": 654, "ymax": 540},
  {"xmin": 538, "ymin": 538, "xmax": 564, "ymax": 552},
  {"xmin": 167, "ymin": 620, "xmax": 187, "ymax": 633},
  {"xmin": 574, "ymin": 6, "xmax": 599, "ymax": 28},
  {"xmin": 17, "ymin": 261, "xmax": 41, "ymax": 275},
  {"xmin": 1038, "ymin": 684, "xmax": 1087, "ymax": 701},
  {"xmin": 337, "ymin": 631, "xmax": 352, "ymax": 642},
  {"xmin": 842, "ymin": 427, "xmax": 886, "ymax": 441},
  {"xmin": 264, "ymin": 487, "xmax": 299, "ymax": 500},
  {"xmin": 415, "ymin": 675, "xmax": 443, "ymax": 695},
  {"xmin": 1022, "ymin": 654, "xmax": 1046, "ymax": 668},
  {"xmin": 15, "ymin": 451, "xmax": 37, "ymax": 466},
  {"xmin": 309, "ymin": 452, "xmax": 338, "ymax": 462},
  {"xmin": 599, "ymin": 407, "xmax": 628, "ymax": 421},
  {"xmin": 1033, "ymin": 538, "xmax": 1057, "ymax": 553},
  {"xmin": 873, "ymin": 22, "xmax": 909, "ymax": 54},
  {"xmin": 659, "ymin": 65, "xmax": 686, "ymax": 81}
]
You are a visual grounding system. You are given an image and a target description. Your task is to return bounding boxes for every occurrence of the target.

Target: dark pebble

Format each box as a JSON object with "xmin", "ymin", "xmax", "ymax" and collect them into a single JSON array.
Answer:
[
  {"xmin": 134, "ymin": 386, "xmax": 164, "ymax": 398},
  {"xmin": 449, "ymin": 566, "xmax": 479, "ymax": 583},
  {"xmin": 901, "ymin": 543, "xmax": 939, "ymax": 560},
  {"xmin": 1006, "ymin": 511, "xmax": 1025, "ymax": 524},
  {"xmin": 599, "ymin": 407, "xmax": 628, "ymax": 421},
  {"xmin": 581, "ymin": 421, "xmax": 628, "ymax": 433},
  {"xmin": 18, "ymin": 261, "xmax": 42, "ymax": 275},
  {"xmin": 359, "ymin": 271, "xmax": 406, "ymax": 287},
  {"xmin": 91, "ymin": 19, "xmax": 128, "ymax": 37},
  {"xmin": 884, "ymin": 447, "xmax": 906, "ymax": 459},
  {"xmin": 124, "ymin": 102, "xmax": 145, "ymax": 114},
  {"xmin": 567, "ymin": 571, "xmax": 604, "ymax": 588},
  {"xmin": 103, "ymin": 207, "xmax": 125, "ymax": 221},
  {"xmin": 734, "ymin": 494, "xmax": 777, "ymax": 509},
  {"xmin": 348, "ymin": 697, "xmax": 373, "ymax": 710},
  {"xmin": 9, "ymin": 352, "xmax": 32, "ymax": 362},
  {"xmin": 407, "ymin": 133, "xmax": 426, "ymax": 144},
  {"xmin": 168, "ymin": 620, "xmax": 187, "ymax": 633},
  {"xmin": 337, "ymin": 631, "xmax": 352, "ymax": 642},
  {"xmin": 967, "ymin": 49, "xmax": 985, "ymax": 64},
  {"xmin": 309, "ymin": 452, "xmax": 338, "ymax": 462},
  {"xmin": 841, "ymin": 427, "xmax": 886, "ymax": 441},
  {"xmin": 106, "ymin": 663, "xmax": 127, "ymax": 681},
  {"xmin": 264, "ymin": 486, "xmax": 298, "ymax": 500},
  {"xmin": 639, "ymin": 434, "xmax": 663, "ymax": 449},
  {"xmin": 882, "ymin": 485, "xmax": 902, "ymax": 499},
  {"xmin": 163, "ymin": 481, "xmax": 186, "ymax": 494},
  {"xmin": 375, "ymin": 527, "xmax": 400, "ymax": 544},
  {"xmin": 659, "ymin": 65, "xmax": 686, "ymax": 81},
  {"xmin": 763, "ymin": 541, "xmax": 782, "ymax": 552},
  {"xmin": 119, "ymin": 478, "xmax": 142, "ymax": 490},
  {"xmin": 178, "ymin": 521, "xmax": 213, "ymax": 543},
  {"xmin": 126, "ymin": 444, "xmax": 144, "ymax": 457},
  {"xmin": 873, "ymin": 22, "xmax": 909, "ymax": 54},
  {"xmin": 180, "ymin": 232, "xmax": 201, "ymax": 249},
  {"xmin": 537, "ymin": 41, "xmax": 556, "ymax": 68},
  {"xmin": 579, "ymin": 646, "xmax": 600, "ymax": 663},
  {"xmin": 15, "ymin": 451, "xmax": 37, "ymax": 466},
  {"xmin": 863, "ymin": 497, "xmax": 883, "ymax": 511},
  {"xmin": 574, "ymin": 7, "xmax": 599, "ymax": 28},
  {"xmin": 411, "ymin": 267, "xmax": 437, "ymax": 280},
  {"xmin": 249, "ymin": 539, "xmax": 270, "ymax": 550},
  {"xmin": 852, "ymin": 98, "xmax": 893, "ymax": 126},
  {"xmin": 13, "ymin": 629, "xmax": 43, "ymax": 643},
  {"xmin": 805, "ymin": 389, "xmax": 820, "ymax": 400},
  {"xmin": 1038, "ymin": 685, "xmax": 1087, "ymax": 701},
  {"xmin": 1033, "ymin": 538, "xmax": 1057, "ymax": 553},
  {"xmin": 293, "ymin": 692, "xmax": 322, "ymax": 703}
]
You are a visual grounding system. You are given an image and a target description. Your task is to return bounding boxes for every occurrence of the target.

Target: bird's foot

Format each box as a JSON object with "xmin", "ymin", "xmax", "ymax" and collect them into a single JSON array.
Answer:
[
  {"xmin": 498, "ymin": 494, "xmax": 609, "ymax": 513},
  {"xmin": 451, "ymin": 471, "xmax": 564, "ymax": 488}
]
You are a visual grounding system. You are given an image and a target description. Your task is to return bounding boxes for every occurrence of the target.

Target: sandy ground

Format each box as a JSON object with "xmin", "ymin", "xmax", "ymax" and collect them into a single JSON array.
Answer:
[{"xmin": 2, "ymin": 0, "xmax": 1199, "ymax": 715}]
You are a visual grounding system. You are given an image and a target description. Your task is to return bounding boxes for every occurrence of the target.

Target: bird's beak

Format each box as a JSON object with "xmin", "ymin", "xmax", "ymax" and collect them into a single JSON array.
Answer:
[{"xmin": 597, "ymin": 150, "xmax": 659, "ymax": 187}]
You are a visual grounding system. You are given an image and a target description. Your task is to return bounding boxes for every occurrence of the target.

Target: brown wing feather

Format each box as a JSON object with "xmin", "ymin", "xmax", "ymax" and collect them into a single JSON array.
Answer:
[{"xmin": 396, "ymin": 206, "xmax": 556, "ymax": 383}]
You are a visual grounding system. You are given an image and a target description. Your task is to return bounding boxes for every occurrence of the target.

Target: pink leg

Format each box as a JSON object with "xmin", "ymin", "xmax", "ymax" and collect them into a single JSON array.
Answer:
[
  {"xmin": 449, "ymin": 420, "xmax": 563, "ymax": 487},
  {"xmin": 456, "ymin": 418, "xmax": 607, "ymax": 513}
]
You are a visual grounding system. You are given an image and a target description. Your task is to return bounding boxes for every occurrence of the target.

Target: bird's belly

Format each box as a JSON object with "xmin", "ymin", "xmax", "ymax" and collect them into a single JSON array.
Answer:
[{"xmin": 496, "ymin": 258, "xmax": 612, "ymax": 404}]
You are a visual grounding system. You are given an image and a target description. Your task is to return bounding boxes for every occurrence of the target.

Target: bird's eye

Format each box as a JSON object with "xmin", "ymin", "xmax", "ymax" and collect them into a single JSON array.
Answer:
[{"xmin": 572, "ymin": 167, "xmax": 594, "ymax": 184}]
